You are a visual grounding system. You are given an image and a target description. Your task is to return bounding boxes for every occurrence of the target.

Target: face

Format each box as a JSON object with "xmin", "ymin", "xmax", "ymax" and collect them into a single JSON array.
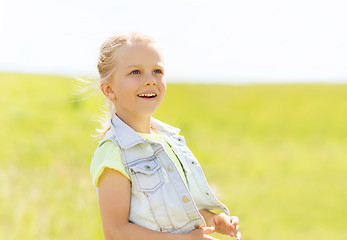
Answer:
[{"xmin": 104, "ymin": 43, "xmax": 166, "ymax": 120}]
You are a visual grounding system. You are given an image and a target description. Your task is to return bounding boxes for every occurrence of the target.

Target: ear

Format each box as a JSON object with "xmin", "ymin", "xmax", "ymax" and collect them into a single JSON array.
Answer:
[{"xmin": 100, "ymin": 81, "xmax": 116, "ymax": 100}]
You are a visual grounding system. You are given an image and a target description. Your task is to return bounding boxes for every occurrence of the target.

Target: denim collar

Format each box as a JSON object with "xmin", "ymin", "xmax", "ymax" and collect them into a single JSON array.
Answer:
[{"xmin": 109, "ymin": 113, "xmax": 180, "ymax": 149}]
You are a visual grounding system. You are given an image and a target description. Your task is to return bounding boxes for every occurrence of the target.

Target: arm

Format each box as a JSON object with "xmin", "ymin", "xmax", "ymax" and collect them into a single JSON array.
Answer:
[
  {"xmin": 198, "ymin": 209, "xmax": 217, "ymax": 227},
  {"xmin": 198, "ymin": 209, "xmax": 241, "ymax": 239},
  {"xmin": 98, "ymin": 168, "xmax": 211, "ymax": 240}
]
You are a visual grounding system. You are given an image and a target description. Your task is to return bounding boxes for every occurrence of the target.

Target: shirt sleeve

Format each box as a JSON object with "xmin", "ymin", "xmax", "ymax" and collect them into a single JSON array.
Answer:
[{"xmin": 90, "ymin": 140, "xmax": 131, "ymax": 187}]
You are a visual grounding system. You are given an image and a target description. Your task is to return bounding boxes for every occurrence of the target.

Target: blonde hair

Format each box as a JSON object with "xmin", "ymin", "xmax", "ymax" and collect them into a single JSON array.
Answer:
[{"xmin": 74, "ymin": 32, "xmax": 158, "ymax": 141}]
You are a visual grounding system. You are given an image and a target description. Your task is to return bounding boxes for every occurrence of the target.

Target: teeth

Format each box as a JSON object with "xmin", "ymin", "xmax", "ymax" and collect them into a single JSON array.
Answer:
[{"xmin": 138, "ymin": 93, "xmax": 156, "ymax": 97}]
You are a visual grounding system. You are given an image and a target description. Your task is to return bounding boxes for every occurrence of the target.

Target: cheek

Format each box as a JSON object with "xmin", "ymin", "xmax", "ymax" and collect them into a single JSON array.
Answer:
[
  {"xmin": 114, "ymin": 84, "xmax": 136, "ymax": 101},
  {"xmin": 162, "ymin": 81, "xmax": 166, "ymax": 91},
  {"xmin": 159, "ymin": 83, "xmax": 166, "ymax": 101},
  {"xmin": 160, "ymin": 78, "xmax": 167, "ymax": 90},
  {"xmin": 117, "ymin": 80, "xmax": 137, "ymax": 93}
]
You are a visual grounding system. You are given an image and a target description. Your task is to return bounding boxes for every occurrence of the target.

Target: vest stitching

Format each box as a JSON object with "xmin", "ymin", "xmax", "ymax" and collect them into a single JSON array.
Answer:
[
  {"xmin": 154, "ymin": 148, "xmax": 201, "ymax": 223},
  {"xmin": 123, "ymin": 154, "xmax": 157, "ymax": 167},
  {"xmin": 145, "ymin": 190, "xmax": 168, "ymax": 231},
  {"xmin": 160, "ymin": 186, "xmax": 176, "ymax": 230},
  {"xmin": 130, "ymin": 166, "xmax": 164, "ymax": 192},
  {"xmin": 189, "ymin": 165, "xmax": 230, "ymax": 214}
]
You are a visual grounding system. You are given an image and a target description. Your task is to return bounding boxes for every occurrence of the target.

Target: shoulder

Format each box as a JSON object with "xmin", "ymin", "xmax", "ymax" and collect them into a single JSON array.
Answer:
[
  {"xmin": 91, "ymin": 140, "xmax": 122, "ymax": 168},
  {"xmin": 95, "ymin": 140, "xmax": 121, "ymax": 156},
  {"xmin": 90, "ymin": 140, "xmax": 130, "ymax": 187}
]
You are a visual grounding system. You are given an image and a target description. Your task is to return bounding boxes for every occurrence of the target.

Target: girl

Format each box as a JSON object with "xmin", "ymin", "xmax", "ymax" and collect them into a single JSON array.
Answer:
[{"xmin": 89, "ymin": 32, "xmax": 241, "ymax": 240}]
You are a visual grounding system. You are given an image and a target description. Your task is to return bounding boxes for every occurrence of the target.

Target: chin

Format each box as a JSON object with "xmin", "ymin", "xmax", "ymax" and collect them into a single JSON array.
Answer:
[{"xmin": 141, "ymin": 108, "xmax": 159, "ymax": 116}]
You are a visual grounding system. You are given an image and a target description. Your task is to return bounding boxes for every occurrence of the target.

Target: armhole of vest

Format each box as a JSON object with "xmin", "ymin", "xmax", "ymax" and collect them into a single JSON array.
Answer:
[{"xmin": 98, "ymin": 139, "xmax": 111, "ymax": 149}]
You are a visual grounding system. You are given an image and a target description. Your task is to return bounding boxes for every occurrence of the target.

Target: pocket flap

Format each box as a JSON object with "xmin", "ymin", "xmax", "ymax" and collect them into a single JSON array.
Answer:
[{"xmin": 130, "ymin": 160, "xmax": 159, "ymax": 175}]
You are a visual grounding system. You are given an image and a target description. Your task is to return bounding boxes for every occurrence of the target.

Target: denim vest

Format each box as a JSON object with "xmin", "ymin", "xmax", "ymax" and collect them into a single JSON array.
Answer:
[{"xmin": 92, "ymin": 113, "xmax": 230, "ymax": 233}]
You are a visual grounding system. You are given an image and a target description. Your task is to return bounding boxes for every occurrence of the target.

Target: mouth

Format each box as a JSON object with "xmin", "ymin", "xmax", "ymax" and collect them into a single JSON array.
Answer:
[{"xmin": 137, "ymin": 93, "xmax": 157, "ymax": 99}]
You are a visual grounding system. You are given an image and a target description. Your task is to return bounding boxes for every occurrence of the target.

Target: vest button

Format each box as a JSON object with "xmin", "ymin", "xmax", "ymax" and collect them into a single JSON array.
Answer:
[
  {"xmin": 182, "ymin": 196, "xmax": 190, "ymax": 203},
  {"xmin": 194, "ymin": 224, "xmax": 201, "ymax": 229},
  {"xmin": 167, "ymin": 165, "xmax": 173, "ymax": 172}
]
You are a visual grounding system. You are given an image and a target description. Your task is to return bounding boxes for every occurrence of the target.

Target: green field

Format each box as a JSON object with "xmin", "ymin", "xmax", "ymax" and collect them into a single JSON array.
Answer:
[{"xmin": 1, "ymin": 72, "xmax": 346, "ymax": 240}]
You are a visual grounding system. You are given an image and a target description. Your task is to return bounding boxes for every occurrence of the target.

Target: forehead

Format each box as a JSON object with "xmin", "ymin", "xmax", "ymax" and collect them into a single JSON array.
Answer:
[{"xmin": 116, "ymin": 43, "xmax": 164, "ymax": 69}]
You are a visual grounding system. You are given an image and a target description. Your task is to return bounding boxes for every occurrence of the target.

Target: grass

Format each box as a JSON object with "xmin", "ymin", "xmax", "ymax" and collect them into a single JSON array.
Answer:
[{"xmin": 0, "ymin": 72, "xmax": 346, "ymax": 240}]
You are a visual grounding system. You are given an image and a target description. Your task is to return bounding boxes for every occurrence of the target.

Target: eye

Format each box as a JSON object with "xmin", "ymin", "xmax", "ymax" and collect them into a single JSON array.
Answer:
[
  {"xmin": 153, "ymin": 69, "xmax": 163, "ymax": 74},
  {"xmin": 130, "ymin": 70, "xmax": 140, "ymax": 75}
]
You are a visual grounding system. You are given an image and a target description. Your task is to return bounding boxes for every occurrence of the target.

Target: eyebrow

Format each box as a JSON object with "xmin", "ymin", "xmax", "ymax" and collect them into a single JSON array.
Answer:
[
  {"xmin": 125, "ymin": 64, "xmax": 164, "ymax": 69},
  {"xmin": 126, "ymin": 64, "xmax": 141, "ymax": 69}
]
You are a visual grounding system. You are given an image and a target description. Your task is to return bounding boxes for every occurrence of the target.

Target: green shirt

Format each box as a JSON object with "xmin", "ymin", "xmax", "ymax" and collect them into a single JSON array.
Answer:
[{"xmin": 90, "ymin": 128, "xmax": 188, "ymax": 188}]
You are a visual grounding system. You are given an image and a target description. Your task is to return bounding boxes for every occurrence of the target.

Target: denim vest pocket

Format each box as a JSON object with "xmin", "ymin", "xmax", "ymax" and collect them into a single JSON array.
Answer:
[{"xmin": 129, "ymin": 159, "xmax": 164, "ymax": 192}]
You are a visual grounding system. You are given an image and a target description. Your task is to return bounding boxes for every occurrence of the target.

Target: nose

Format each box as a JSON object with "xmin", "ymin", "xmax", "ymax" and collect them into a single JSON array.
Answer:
[{"xmin": 144, "ymin": 73, "xmax": 156, "ymax": 86}]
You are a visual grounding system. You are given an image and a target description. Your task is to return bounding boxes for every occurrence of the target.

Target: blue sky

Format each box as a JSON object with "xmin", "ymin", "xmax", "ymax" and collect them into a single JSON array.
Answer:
[{"xmin": 0, "ymin": 0, "xmax": 346, "ymax": 83}]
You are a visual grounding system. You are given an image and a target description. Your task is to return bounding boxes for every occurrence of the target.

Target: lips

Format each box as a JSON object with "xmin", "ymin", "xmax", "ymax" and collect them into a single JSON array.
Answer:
[{"xmin": 137, "ymin": 92, "xmax": 157, "ymax": 98}]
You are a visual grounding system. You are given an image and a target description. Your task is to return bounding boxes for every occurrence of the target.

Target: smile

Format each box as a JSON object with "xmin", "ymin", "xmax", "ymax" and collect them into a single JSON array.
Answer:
[{"xmin": 137, "ymin": 93, "xmax": 157, "ymax": 98}]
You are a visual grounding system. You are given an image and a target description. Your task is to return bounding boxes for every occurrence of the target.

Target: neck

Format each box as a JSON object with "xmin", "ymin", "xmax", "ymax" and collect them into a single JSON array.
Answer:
[{"xmin": 115, "ymin": 111, "xmax": 152, "ymax": 134}]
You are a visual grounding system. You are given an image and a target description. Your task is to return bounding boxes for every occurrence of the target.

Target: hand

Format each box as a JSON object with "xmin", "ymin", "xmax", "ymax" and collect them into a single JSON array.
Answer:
[
  {"xmin": 210, "ymin": 214, "xmax": 241, "ymax": 239},
  {"xmin": 187, "ymin": 226, "xmax": 221, "ymax": 240}
]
